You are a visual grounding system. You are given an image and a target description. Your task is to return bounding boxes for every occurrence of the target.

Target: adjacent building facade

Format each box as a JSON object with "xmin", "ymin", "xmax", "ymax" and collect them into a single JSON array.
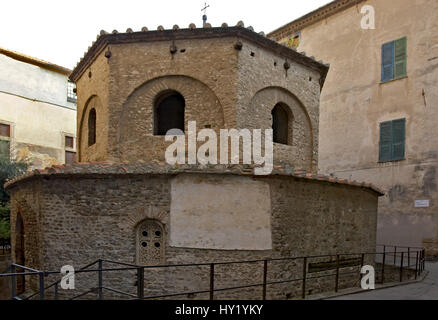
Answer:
[
  {"xmin": 0, "ymin": 47, "xmax": 77, "ymax": 169},
  {"xmin": 269, "ymin": 0, "xmax": 438, "ymax": 256}
]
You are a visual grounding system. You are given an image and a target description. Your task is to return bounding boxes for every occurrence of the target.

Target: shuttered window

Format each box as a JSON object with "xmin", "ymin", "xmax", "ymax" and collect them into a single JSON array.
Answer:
[
  {"xmin": 379, "ymin": 118, "xmax": 406, "ymax": 162},
  {"xmin": 381, "ymin": 37, "xmax": 407, "ymax": 82}
]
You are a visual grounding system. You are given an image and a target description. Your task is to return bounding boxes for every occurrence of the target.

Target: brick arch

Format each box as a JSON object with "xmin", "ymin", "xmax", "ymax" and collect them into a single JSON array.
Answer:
[
  {"xmin": 117, "ymin": 205, "xmax": 169, "ymax": 233},
  {"xmin": 78, "ymin": 95, "xmax": 106, "ymax": 162},
  {"xmin": 248, "ymin": 86, "xmax": 314, "ymax": 170},
  {"xmin": 117, "ymin": 75, "xmax": 225, "ymax": 162}
]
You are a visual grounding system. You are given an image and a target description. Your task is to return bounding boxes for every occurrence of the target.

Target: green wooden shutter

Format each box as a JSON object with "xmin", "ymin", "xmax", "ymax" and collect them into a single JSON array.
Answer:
[
  {"xmin": 382, "ymin": 41, "xmax": 395, "ymax": 82},
  {"xmin": 391, "ymin": 118, "xmax": 406, "ymax": 160},
  {"xmin": 379, "ymin": 121, "xmax": 392, "ymax": 162},
  {"xmin": 394, "ymin": 37, "xmax": 407, "ymax": 78}
]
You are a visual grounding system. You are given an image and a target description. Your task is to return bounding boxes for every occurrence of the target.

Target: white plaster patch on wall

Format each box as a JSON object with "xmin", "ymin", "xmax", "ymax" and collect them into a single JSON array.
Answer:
[{"xmin": 170, "ymin": 174, "xmax": 272, "ymax": 250}]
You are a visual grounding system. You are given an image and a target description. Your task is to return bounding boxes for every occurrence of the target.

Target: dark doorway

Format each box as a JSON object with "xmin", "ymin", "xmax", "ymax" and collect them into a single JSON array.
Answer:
[{"xmin": 154, "ymin": 91, "xmax": 185, "ymax": 136}]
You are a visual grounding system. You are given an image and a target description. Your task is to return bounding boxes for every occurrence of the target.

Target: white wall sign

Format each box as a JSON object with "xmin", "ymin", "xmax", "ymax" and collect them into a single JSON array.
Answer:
[{"xmin": 415, "ymin": 200, "xmax": 430, "ymax": 208}]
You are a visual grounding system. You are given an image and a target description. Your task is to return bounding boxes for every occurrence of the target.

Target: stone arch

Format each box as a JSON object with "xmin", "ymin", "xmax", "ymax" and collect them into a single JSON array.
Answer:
[
  {"xmin": 117, "ymin": 75, "xmax": 225, "ymax": 162},
  {"xmin": 78, "ymin": 95, "xmax": 105, "ymax": 162},
  {"xmin": 135, "ymin": 219, "xmax": 165, "ymax": 266},
  {"xmin": 247, "ymin": 86, "xmax": 314, "ymax": 170}
]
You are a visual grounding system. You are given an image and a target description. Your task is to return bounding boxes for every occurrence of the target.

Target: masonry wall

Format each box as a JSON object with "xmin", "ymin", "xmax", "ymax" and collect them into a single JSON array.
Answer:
[
  {"xmin": 237, "ymin": 40, "xmax": 321, "ymax": 171},
  {"xmin": 274, "ymin": 0, "xmax": 438, "ymax": 253},
  {"xmin": 0, "ymin": 53, "xmax": 76, "ymax": 169},
  {"xmin": 7, "ymin": 173, "xmax": 378, "ymax": 299},
  {"xmin": 75, "ymin": 36, "xmax": 320, "ymax": 171},
  {"xmin": 76, "ymin": 51, "xmax": 110, "ymax": 162}
]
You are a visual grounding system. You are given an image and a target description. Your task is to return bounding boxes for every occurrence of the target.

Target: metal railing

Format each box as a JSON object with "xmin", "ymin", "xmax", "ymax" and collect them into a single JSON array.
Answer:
[
  {"xmin": 0, "ymin": 245, "xmax": 426, "ymax": 300},
  {"xmin": 0, "ymin": 238, "xmax": 10, "ymax": 255}
]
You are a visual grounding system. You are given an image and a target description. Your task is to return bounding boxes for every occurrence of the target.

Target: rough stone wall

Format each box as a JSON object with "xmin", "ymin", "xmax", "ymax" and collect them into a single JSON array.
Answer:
[
  {"xmin": 117, "ymin": 75, "xmax": 225, "ymax": 162},
  {"xmin": 9, "ymin": 180, "xmax": 44, "ymax": 293},
  {"xmin": 76, "ymin": 51, "xmax": 109, "ymax": 162},
  {"xmin": 106, "ymin": 38, "xmax": 238, "ymax": 163},
  {"xmin": 237, "ymin": 40, "xmax": 321, "ymax": 171},
  {"xmin": 7, "ymin": 173, "xmax": 378, "ymax": 299}
]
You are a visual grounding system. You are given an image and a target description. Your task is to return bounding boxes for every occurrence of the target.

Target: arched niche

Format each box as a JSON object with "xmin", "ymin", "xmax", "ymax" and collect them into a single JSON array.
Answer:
[
  {"xmin": 247, "ymin": 87, "xmax": 314, "ymax": 170},
  {"xmin": 117, "ymin": 75, "xmax": 225, "ymax": 162}
]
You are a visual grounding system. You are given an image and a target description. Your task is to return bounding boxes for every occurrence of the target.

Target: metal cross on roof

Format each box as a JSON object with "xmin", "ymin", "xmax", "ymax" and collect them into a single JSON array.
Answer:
[{"xmin": 201, "ymin": 2, "xmax": 210, "ymax": 15}]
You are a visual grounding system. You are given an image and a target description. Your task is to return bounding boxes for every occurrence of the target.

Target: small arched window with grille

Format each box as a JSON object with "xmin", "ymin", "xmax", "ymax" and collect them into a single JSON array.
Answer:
[
  {"xmin": 154, "ymin": 91, "xmax": 185, "ymax": 136},
  {"xmin": 272, "ymin": 103, "xmax": 290, "ymax": 145},
  {"xmin": 88, "ymin": 108, "xmax": 96, "ymax": 146},
  {"xmin": 136, "ymin": 220, "xmax": 165, "ymax": 265}
]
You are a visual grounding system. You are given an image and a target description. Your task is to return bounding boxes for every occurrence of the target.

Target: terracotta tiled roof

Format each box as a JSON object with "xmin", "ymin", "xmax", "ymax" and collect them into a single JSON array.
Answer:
[
  {"xmin": 0, "ymin": 46, "xmax": 71, "ymax": 75},
  {"xmin": 4, "ymin": 162, "xmax": 384, "ymax": 196}
]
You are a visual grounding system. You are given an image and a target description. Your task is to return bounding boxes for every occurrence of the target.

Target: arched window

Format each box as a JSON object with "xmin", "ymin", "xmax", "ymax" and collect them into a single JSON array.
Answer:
[
  {"xmin": 154, "ymin": 91, "xmax": 185, "ymax": 136},
  {"xmin": 272, "ymin": 104, "xmax": 290, "ymax": 145},
  {"xmin": 136, "ymin": 220, "xmax": 165, "ymax": 265},
  {"xmin": 88, "ymin": 108, "xmax": 96, "ymax": 146}
]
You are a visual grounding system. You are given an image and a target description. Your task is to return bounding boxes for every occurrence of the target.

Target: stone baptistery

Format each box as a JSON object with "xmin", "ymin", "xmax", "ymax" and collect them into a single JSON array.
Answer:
[{"xmin": 5, "ymin": 23, "xmax": 383, "ymax": 299}]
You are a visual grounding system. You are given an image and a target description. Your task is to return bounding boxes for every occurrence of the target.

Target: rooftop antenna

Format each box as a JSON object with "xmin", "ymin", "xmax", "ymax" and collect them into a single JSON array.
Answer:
[{"xmin": 201, "ymin": 2, "xmax": 210, "ymax": 27}]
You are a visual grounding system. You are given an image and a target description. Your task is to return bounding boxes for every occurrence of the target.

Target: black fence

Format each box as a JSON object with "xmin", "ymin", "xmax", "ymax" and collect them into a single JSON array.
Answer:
[
  {"xmin": 0, "ymin": 238, "xmax": 10, "ymax": 255},
  {"xmin": 0, "ymin": 245, "xmax": 426, "ymax": 300}
]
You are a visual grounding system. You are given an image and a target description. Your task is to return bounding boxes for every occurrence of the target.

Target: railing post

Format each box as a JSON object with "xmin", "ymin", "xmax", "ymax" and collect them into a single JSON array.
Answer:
[
  {"xmin": 302, "ymin": 257, "xmax": 307, "ymax": 300},
  {"xmin": 423, "ymin": 249, "xmax": 426, "ymax": 272},
  {"xmin": 394, "ymin": 246, "xmax": 397, "ymax": 265},
  {"xmin": 98, "ymin": 259, "xmax": 103, "ymax": 300},
  {"xmin": 10, "ymin": 265, "xmax": 16, "ymax": 299},
  {"xmin": 359, "ymin": 253, "xmax": 365, "ymax": 284},
  {"xmin": 39, "ymin": 272, "xmax": 45, "ymax": 300},
  {"xmin": 415, "ymin": 251, "xmax": 419, "ymax": 280},
  {"xmin": 262, "ymin": 260, "xmax": 268, "ymax": 300},
  {"xmin": 408, "ymin": 248, "xmax": 410, "ymax": 268},
  {"xmin": 335, "ymin": 255, "xmax": 340, "ymax": 293},
  {"xmin": 381, "ymin": 248, "xmax": 386, "ymax": 284},
  {"xmin": 209, "ymin": 264, "xmax": 215, "ymax": 300},
  {"xmin": 55, "ymin": 282, "xmax": 59, "ymax": 300},
  {"xmin": 137, "ymin": 267, "xmax": 144, "ymax": 300},
  {"xmin": 400, "ymin": 252, "xmax": 404, "ymax": 282}
]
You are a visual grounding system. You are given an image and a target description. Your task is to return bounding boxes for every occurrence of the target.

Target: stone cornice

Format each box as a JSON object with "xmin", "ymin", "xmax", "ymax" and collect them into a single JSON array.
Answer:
[
  {"xmin": 268, "ymin": 0, "xmax": 367, "ymax": 40},
  {"xmin": 69, "ymin": 26, "xmax": 329, "ymax": 85},
  {"xmin": 4, "ymin": 162, "xmax": 384, "ymax": 196}
]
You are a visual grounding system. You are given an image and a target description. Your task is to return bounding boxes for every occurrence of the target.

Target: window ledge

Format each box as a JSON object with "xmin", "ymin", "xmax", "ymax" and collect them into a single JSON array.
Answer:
[
  {"xmin": 378, "ymin": 158, "xmax": 406, "ymax": 164},
  {"xmin": 380, "ymin": 76, "xmax": 408, "ymax": 85}
]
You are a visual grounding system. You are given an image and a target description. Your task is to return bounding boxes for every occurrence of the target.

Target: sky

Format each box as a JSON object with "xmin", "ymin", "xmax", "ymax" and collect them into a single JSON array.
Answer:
[{"xmin": 0, "ymin": 0, "xmax": 332, "ymax": 69}]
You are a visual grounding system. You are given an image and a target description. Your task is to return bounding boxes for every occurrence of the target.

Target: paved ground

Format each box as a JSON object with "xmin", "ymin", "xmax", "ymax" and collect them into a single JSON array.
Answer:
[{"xmin": 329, "ymin": 262, "xmax": 438, "ymax": 300}]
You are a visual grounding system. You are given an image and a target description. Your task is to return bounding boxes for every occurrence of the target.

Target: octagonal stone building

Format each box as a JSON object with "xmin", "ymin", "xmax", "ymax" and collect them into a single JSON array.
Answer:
[{"xmin": 5, "ymin": 25, "xmax": 382, "ymax": 299}]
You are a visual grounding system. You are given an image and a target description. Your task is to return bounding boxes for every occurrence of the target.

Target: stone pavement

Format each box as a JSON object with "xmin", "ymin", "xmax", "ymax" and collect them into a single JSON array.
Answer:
[{"xmin": 329, "ymin": 262, "xmax": 438, "ymax": 300}]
